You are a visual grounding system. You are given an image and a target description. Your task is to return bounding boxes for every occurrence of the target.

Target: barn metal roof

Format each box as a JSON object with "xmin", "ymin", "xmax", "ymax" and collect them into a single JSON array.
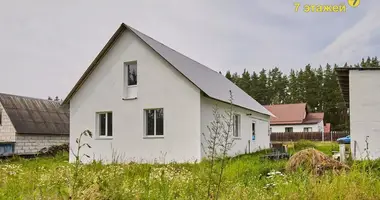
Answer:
[
  {"xmin": 62, "ymin": 23, "xmax": 272, "ymax": 116},
  {"xmin": 0, "ymin": 93, "xmax": 69, "ymax": 135},
  {"xmin": 336, "ymin": 67, "xmax": 380, "ymax": 107}
]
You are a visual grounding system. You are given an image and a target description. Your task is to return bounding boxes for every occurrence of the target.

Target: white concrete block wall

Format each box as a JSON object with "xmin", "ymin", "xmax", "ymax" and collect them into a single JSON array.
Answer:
[
  {"xmin": 14, "ymin": 134, "xmax": 69, "ymax": 155},
  {"xmin": 0, "ymin": 103, "xmax": 16, "ymax": 142}
]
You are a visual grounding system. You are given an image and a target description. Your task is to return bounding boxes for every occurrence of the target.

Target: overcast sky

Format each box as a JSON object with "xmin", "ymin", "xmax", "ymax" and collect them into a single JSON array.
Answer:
[{"xmin": 0, "ymin": 0, "xmax": 378, "ymax": 99}]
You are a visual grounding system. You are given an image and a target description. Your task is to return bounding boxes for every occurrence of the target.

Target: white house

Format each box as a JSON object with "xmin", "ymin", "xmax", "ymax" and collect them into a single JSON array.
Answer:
[
  {"xmin": 264, "ymin": 103, "xmax": 324, "ymax": 133},
  {"xmin": 336, "ymin": 67, "xmax": 380, "ymax": 160},
  {"xmin": 62, "ymin": 23, "xmax": 272, "ymax": 164},
  {"xmin": 0, "ymin": 93, "xmax": 69, "ymax": 156}
]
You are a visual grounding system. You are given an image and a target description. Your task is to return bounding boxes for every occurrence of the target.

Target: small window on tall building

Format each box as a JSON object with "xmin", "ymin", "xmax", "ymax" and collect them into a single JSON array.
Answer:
[
  {"xmin": 127, "ymin": 64, "xmax": 137, "ymax": 86},
  {"xmin": 97, "ymin": 112, "xmax": 113, "ymax": 137},
  {"xmin": 144, "ymin": 108, "xmax": 164, "ymax": 137},
  {"xmin": 233, "ymin": 114, "xmax": 241, "ymax": 137},
  {"xmin": 123, "ymin": 62, "xmax": 138, "ymax": 99}
]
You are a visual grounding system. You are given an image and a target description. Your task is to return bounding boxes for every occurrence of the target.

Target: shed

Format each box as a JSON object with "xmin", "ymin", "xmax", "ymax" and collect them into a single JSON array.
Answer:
[{"xmin": 0, "ymin": 93, "xmax": 69, "ymax": 156}]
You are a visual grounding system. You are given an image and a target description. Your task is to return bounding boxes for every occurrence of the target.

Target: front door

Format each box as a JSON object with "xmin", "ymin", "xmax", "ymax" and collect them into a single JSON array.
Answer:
[
  {"xmin": 252, "ymin": 121, "xmax": 256, "ymax": 141},
  {"xmin": 249, "ymin": 120, "xmax": 256, "ymax": 153}
]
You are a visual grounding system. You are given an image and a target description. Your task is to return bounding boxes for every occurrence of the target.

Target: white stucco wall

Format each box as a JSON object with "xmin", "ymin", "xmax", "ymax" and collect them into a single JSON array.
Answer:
[
  {"xmin": 350, "ymin": 70, "xmax": 380, "ymax": 160},
  {"xmin": 200, "ymin": 97, "xmax": 270, "ymax": 159},
  {"xmin": 69, "ymin": 29, "xmax": 201, "ymax": 164},
  {"xmin": 0, "ymin": 103, "xmax": 16, "ymax": 142},
  {"xmin": 270, "ymin": 121, "xmax": 324, "ymax": 133}
]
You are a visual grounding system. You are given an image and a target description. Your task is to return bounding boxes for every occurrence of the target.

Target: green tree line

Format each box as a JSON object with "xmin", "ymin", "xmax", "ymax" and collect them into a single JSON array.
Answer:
[{"xmin": 224, "ymin": 56, "xmax": 380, "ymax": 131}]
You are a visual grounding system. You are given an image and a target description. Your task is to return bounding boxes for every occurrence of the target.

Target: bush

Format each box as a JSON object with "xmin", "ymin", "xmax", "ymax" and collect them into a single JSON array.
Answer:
[{"xmin": 294, "ymin": 140, "xmax": 316, "ymax": 151}]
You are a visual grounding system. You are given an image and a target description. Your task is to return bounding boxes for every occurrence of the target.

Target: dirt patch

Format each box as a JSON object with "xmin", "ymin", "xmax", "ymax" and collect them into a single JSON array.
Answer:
[{"xmin": 286, "ymin": 148, "xmax": 349, "ymax": 175}]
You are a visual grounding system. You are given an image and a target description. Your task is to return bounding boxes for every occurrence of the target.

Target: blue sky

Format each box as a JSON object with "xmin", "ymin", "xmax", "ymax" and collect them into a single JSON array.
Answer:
[{"xmin": 0, "ymin": 0, "xmax": 378, "ymax": 99}]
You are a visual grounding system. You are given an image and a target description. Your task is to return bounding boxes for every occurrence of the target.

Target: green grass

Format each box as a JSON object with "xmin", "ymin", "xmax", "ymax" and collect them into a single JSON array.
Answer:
[{"xmin": 0, "ymin": 143, "xmax": 380, "ymax": 199}]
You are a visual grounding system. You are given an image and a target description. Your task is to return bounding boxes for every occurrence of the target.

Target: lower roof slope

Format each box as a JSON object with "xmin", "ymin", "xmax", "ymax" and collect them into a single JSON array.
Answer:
[
  {"xmin": 303, "ymin": 113, "xmax": 324, "ymax": 124},
  {"xmin": 0, "ymin": 93, "xmax": 69, "ymax": 135},
  {"xmin": 62, "ymin": 23, "xmax": 272, "ymax": 116}
]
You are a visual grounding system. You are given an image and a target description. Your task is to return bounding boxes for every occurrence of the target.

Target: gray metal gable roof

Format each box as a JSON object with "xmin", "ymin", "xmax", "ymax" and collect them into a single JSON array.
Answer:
[
  {"xmin": 62, "ymin": 23, "xmax": 272, "ymax": 116},
  {"xmin": 128, "ymin": 25, "xmax": 271, "ymax": 116}
]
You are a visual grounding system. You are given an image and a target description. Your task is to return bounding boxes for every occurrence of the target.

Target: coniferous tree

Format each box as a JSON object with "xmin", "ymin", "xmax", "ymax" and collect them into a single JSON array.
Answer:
[
  {"xmin": 285, "ymin": 69, "xmax": 298, "ymax": 103},
  {"xmin": 250, "ymin": 72, "xmax": 260, "ymax": 100},
  {"xmin": 278, "ymin": 75, "xmax": 288, "ymax": 104},
  {"xmin": 257, "ymin": 69, "xmax": 269, "ymax": 105},
  {"xmin": 297, "ymin": 69, "xmax": 306, "ymax": 103},
  {"xmin": 360, "ymin": 58, "xmax": 366, "ymax": 68},
  {"xmin": 371, "ymin": 57, "xmax": 379, "ymax": 67},
  {"xmin": 268, "ymin": 67, "xmax": 287, "ymax": 104},
  {"xmin": 303, "ymin": 64, "xmax": 319, "ymax": 111},
  {"xmin": 239, "ymin": 69, "xmax": 251, "ymax": 96},
  {"xmin": 315, "ymin": 66, "xmax": 324, "ymax": 111},
  {"xmin": 225, "ymin": 71, "xmax": 233, "ymax": 81},
  {"xmin": 231, "ymin": 72, "xmax": 240, "ymax": 84}
]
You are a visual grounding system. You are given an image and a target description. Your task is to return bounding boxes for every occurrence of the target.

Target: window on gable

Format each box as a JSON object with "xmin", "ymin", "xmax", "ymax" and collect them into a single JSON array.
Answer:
[
  {"xmin": 97, "ymin": 112, "xmax": 113, "ymax": 137},
  {"xmin": 0, "ymin": 109, "xmax": 2, "ymax": 126},
  {"xmin": 144, "ymin": 108, "xmax": 164, "ymax": 137},
  {"xmin": 233, "ymin": 114, "xmax": 240, "ymax": 137},
  {"xmin": 123, "ymin": 62, "xmax": 138, "ymax": 99},
  {"xmin": 128, "ymin": 64, "xmax": 137, "ymax": 86}
]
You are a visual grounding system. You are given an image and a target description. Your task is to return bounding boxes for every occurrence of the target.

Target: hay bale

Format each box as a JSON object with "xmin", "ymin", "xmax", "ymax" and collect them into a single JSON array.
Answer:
[{"xmin": 286, "ymin": 148, "xmax": 349, "ymax": 175}]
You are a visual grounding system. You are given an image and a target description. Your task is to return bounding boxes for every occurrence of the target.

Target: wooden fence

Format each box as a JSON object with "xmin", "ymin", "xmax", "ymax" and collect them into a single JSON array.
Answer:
[{"xmin": 270, "ymin": 131, "xmax": 349, "ymax": 142}]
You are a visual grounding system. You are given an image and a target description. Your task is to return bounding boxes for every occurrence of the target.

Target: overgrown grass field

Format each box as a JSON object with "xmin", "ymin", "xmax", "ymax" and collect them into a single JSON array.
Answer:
[{"xmin": 1, "ymin": 142, "xmax": 380, "ymax": 200}]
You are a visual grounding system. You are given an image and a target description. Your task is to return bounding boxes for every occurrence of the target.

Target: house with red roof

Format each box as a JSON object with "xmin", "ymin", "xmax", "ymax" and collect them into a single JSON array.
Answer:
[{"xmin": 264, "ymin": 103, "xmax": 325, "ymax": 133}]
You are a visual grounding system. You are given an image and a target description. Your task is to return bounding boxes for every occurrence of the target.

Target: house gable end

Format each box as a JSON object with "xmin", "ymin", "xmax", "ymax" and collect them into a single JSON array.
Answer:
[
  {"xmin": 63, "ymin": 23, "xmax": 271, "ymax": 117},
  {"xmin": 63, "ymin": 24, "xmax": 200, "ymax": 105},
  {"xmin": 68, "ymin": 27, "xmax": 202, "ymax": 163}
]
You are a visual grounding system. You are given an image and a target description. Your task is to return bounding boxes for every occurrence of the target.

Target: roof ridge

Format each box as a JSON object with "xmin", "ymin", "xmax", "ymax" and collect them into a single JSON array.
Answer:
[{"xmin": 0, "ymin": 92, "xmax": 60, "ymax": 104}]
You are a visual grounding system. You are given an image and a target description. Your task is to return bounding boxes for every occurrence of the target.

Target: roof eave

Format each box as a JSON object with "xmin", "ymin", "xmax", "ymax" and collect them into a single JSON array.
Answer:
[{"xmin": 203, "ymin": 95, "xmax": 273, "ymax": 117}]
